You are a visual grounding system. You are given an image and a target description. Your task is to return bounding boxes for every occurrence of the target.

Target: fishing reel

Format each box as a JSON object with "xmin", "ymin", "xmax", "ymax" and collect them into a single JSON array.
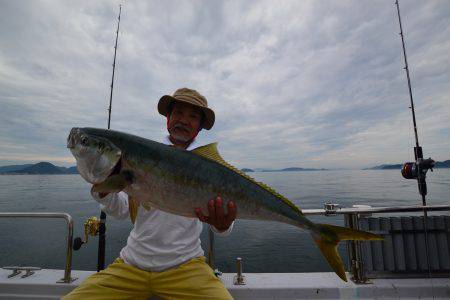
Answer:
[
  {"xmin": 401, "ymin": 156, "xmax": 435, "ymax": 196},
  {"xmin": 73, "ymin": 216, "xmax": 101, "ymax": 251},
  {"xmin": 401, "ymin": 158, "xmax": 435, "ymax": 179}
]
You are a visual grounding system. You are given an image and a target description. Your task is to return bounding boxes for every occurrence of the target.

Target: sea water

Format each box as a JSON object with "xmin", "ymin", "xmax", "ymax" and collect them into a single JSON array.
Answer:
[{"xmin": 0, "ymin": 169, "xmax": 448, "ymax": 273}]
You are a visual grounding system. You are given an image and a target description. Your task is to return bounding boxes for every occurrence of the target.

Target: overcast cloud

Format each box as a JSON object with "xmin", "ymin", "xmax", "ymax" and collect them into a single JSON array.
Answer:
[{"xmin": 0, "ymin": 0, "xmax": 449, "ymax": 169}]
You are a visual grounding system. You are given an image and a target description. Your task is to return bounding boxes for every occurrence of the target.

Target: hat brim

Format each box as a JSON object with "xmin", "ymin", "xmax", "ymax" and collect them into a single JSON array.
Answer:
[{"xmin": 158, "ymin": 95, "xmax": 215, "ymax": 130}]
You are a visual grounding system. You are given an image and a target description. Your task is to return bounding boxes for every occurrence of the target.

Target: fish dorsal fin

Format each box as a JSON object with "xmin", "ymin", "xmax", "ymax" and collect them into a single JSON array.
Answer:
[
  {"xmin": 191, "ymin": 143, "xmax": 300, "ymax": 213},
  {"xmin": 191, "ymin": 143, "xmax": 227, "ymax": 165}
]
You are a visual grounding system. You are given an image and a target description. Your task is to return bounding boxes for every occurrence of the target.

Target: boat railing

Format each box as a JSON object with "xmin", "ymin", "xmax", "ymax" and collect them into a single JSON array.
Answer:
[
  {"xmin": 302, "ymin": 204, "xmax": 450, "ymax": 216},
  {"xmin": 1, "ymin": 206, "xmax": 449, "ymax": 285},
  {"xmin": 207, "ymin": 204, "xmax": 450, "ymax": 283},
  {"xmin": 0, "ymin": 212, "xmax": 76, "ymax": 283}
]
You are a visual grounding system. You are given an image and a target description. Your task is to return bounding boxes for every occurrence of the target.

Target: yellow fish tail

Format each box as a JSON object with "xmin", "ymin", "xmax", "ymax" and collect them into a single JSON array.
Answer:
[{"xmin": 312, "ymin": 223, "xmax": 383, "ymax": 282}]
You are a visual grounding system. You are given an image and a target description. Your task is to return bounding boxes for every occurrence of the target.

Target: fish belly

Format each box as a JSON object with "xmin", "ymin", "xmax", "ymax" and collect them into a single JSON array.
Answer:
[{"xmin": 124, "ymin": 166, "xmax": 303, "ymax": 228}]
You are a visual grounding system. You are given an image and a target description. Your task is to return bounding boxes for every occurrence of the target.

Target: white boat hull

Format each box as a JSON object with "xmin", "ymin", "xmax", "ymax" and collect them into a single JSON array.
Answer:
[{"xmin": 1, "ymin": 269, "xmax": 449, "ymax": 299}]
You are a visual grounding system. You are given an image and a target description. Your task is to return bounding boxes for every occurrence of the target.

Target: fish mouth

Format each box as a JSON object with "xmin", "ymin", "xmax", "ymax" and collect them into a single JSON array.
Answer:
[{"xmin": 67, "ymin": 128, "xmax": 79, "ymax": 149}]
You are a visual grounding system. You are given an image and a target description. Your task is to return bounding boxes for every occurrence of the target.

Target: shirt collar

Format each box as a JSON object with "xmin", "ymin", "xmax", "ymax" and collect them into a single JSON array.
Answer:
[{"xmin": 163, "ymin": 136, "xmax": 198, "ymax": 151}]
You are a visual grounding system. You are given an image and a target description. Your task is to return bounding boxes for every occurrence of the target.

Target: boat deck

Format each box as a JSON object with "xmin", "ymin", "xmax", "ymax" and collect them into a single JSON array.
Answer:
[{"xmin": 1, "ymin": 269, "xmax": 449, "ymax": 299}]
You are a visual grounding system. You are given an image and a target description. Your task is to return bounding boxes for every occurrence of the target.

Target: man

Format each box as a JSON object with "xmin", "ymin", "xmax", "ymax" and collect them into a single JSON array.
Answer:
[{"xmin": 64, "ymin": 88, "xmax": 236, "ymax": 300}]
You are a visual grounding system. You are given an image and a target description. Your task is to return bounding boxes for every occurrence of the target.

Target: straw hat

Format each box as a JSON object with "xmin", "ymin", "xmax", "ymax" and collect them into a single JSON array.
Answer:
[{"xmin": 158, "ymin": 88, "xmax": 215, "ymax": 130}]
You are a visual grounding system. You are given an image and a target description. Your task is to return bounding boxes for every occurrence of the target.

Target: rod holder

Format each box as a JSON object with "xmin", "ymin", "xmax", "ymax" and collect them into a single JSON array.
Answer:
[{"xmin": 233, "ymin": 257, "xmax": 246, "ymax": 285}]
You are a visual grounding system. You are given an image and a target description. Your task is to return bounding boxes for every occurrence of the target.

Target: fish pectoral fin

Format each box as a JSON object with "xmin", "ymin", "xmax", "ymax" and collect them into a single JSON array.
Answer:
[
  {"xmin": 312, "ymin": 223, "xmax": 383, "ymax": 282},
  {"xmin": 128, "ymin": 196, "xmax": 139, "ymax": 224},
  {"xmin": 91, "ymin": 171, "xmax": 134, "ymax": 194},
  {"xmin": 128, "ymin": 197, "xmax": 151, "ymax": 224}
]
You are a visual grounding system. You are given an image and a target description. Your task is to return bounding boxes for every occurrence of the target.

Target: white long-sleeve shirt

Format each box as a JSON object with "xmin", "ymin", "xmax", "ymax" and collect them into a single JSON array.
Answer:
[{"xmin": 93, "ymin": 136, "xmax": 233, "ymax": 271}]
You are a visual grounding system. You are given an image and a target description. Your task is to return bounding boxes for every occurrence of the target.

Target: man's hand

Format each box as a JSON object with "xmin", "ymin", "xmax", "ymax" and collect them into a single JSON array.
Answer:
[{"xmin": 195, "ymin": 196, "xmax": 236, "ymax": 232}]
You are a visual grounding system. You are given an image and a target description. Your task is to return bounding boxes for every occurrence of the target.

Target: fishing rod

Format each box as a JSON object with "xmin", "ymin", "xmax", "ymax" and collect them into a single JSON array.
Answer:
[
  {"xmin": 107, "ymin": 5, "xmax": 122, "ymax": 131},
  {"xmin": 98, "ymin": 4, "xmax": 122, "ymax": 272},
  {"xmin": 395, "ymin": 0, "xmax": 435, "ymax": 284}
]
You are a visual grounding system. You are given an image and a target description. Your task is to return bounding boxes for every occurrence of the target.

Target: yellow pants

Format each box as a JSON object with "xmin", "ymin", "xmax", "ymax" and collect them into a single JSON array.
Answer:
[{"xmin": 63, "ymin": 257, "xmax": 232, "ymax": 300}]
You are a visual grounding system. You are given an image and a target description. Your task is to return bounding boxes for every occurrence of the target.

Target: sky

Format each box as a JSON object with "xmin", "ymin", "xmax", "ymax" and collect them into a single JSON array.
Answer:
[{"xmin": 0, "ymin": 0, "xmax": 449, "ymax": 169}]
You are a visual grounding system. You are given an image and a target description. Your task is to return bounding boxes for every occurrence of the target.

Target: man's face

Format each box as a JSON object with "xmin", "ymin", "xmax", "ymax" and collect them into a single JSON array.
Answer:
[{"xmin": 168, "ymin": 102, "xmax": 203, "ymax": 142}]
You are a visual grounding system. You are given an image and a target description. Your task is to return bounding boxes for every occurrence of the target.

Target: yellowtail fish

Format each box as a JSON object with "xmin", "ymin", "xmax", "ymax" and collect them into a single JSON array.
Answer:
[{"xmin": 67, "ymin": 127, "xmax": 382, "ymax": 281}]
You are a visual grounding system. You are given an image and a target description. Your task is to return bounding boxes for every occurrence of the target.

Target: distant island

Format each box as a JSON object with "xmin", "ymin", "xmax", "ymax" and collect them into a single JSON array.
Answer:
[
  {"xmin": 0, "ymin": 162, "xmax": 78, "ymax": 175},
  {"xmin": 241, "ymin": 167, "xmax": 327, "ymax": 172},
  {"xmin": 364, "ymin": 164, "xmax": 403, "ymax": 170},
  {"xmin": 365, "ymin": 160, "xmax": 450, "ymax": 170}
]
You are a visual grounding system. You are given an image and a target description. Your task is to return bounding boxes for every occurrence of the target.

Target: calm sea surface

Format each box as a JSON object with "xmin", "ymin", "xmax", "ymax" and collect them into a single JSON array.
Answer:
[{"xmin": 0, "ymin": 170, "xmax": 449, "ymax": 273}]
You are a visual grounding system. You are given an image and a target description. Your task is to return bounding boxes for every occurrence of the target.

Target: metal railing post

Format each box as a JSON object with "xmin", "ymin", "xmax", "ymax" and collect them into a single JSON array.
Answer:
[
  {"xmin": 62, "ymin": 213, "xmax": 74, "ymax": 283},
  {"xmin": 0, "ymin": 212, "xmax": 77, "ymax": 283},
  {"xmin": 345, "ymin": 213, "xmax": 366, "ymax": 283}
]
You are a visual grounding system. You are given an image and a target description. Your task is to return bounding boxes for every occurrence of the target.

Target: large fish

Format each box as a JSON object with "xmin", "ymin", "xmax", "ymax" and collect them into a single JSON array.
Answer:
[{"xmin": 67, "ymin": 127, "xmax": 382, "ymax": 281}]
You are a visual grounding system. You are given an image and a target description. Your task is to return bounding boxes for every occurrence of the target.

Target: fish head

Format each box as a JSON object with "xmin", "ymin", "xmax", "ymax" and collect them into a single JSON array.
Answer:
[{"xmin": 67, "ymin": 127, "xmax": 122, "ymax": 184}]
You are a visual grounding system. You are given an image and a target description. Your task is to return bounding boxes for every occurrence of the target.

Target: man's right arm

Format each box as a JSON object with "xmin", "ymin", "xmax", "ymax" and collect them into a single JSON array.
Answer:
[{"xmin": 91, "ymin": 190, "xmax": 130, "ymax": 220}]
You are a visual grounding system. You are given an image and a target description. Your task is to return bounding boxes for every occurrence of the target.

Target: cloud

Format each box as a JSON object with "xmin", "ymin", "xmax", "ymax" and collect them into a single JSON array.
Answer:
[{"xmin": 0, "ymin": 0, "xmax": 449, "ymax": 169}]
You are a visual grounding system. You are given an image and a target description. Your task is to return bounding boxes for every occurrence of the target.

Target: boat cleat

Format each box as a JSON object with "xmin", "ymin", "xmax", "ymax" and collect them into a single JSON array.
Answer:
[{"xmin": 2, "ymin": 266, "xmax": 41, "ymax": 279}]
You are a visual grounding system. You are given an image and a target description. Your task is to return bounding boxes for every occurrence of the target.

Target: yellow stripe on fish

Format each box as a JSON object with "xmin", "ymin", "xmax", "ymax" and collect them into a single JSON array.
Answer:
[{"xmin": 191, "ymin": 143, "xmax": 301, "ymax": 214}]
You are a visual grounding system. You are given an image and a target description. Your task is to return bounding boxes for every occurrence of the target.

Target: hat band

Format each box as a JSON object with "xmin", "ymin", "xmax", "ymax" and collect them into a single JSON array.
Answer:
[{"xmin": 174, "ymin": 95, "xmax": 207, "ymax": 107}]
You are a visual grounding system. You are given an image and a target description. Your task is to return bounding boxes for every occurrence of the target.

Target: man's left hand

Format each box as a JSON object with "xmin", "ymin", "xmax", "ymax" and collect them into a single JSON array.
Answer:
[{"xmin": 195, "ymin": 196, "xmax": 236, "ymax": 232}]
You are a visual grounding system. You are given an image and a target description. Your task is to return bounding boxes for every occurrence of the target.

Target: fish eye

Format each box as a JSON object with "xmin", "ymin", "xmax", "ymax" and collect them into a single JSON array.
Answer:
[{"xmin": 81, "ymin": 136, "xmax": 88, "ymax": 146}]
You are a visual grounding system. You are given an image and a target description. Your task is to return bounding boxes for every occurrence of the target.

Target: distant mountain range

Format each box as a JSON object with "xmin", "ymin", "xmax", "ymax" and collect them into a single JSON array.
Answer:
[
  {"xmin": 2, "ymin": 160, "xmax": 448, "ymax": 175},
  {"xmin": 0, "ymin": 162, "xmax": 78, "ymax": 175},
  {"xmin": 365, "ymin": 160, "xmax": 450, "ymax": 170},
  {"xmin": 1, "ymin": 163, "xmax": 326, "ymax": 175},
  {"xmin": 241, "ymin": 167, "xmax": 328, "ymax": 172}
]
